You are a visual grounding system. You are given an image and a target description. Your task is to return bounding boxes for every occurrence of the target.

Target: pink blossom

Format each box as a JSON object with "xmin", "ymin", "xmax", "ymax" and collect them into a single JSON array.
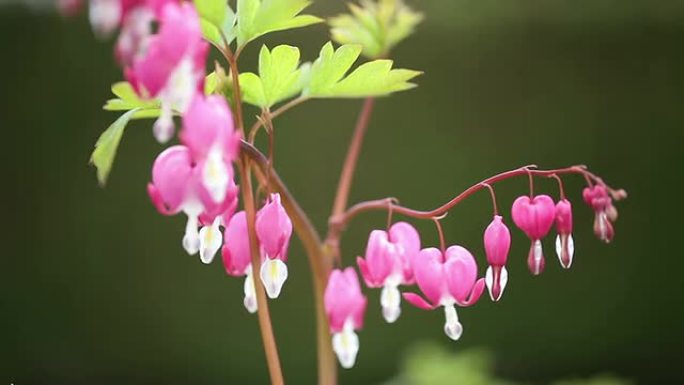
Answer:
[
  {"xmin": 403, "ymin": 246, "xmax": 485, "ymax": 341},
  {"xmin": 127, "ymin": 2, "xmax": 208, "ymax": 143},
  {"xmin": 324, "ymin": 268, "xmax": 367, "ymax": 369},
  {"xmin": 222, "ymin": 211, "xmax": 258, "ymax": 313},
  {"xmin": 511, "ymin": 195, "xmax": 556, "ymax": 275},
  {"xmin": 554, "ymin": 199, "xmax": 575, "ymax": 269},
  {"xmin": 483, "ymin": 215, "xmax": 511, "ymax": 302},
  {"xmin": 147, "ymin": 145, "xmax": 238, "ymax": 263},
  {"xmin": 256, "ymin": 193, "xmax": 293, "ymax": 299},
  {"xmin": 583, "ymin": 185, "xmax": 616, "ymax": 243},
  {"xmin": 356, "ymin": 222, "xmax": 420, "ymax": 322},
  {"xmin": 181, "ymin": 95, "xmax": 241, "ymax": 205}
]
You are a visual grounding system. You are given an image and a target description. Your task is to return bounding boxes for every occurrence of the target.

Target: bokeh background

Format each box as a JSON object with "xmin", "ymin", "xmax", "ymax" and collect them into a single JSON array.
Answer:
[{"xmin": 2, "ymin": 0, "xmax": 683, "ymax": 384}]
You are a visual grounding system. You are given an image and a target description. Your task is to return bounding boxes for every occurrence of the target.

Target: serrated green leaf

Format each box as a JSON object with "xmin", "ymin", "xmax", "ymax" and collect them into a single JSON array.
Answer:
[
  {"xmin": 105, "ymin": 82, "xmax": 159, "ymax": 112},
  {"xmin": 304, "ymin": 43, "xmax": 421, "ymax": 98},
  {"xmin": 194, "ymin": 0, "xmax": 227, "ymax": 28},
  {"xmin": 238, "ymin": 72, "xmax": 267, "ymax": 107},
  {"xmin": 236, "ymin": 0, "xmax": 322, "ymax": 47},
  {"xmin": 200, "ymin": 18, "xmax": 222, "ymax": 45},
  {"xmin": 305, "ymin": 42, "xmax": 362, "ymax": 96},
  {"xmin": 330, "ymin": 0, "xmax": 423, "ymax": 58},
  {"xmin": 238, "ymin": 45, "xmax": 304, "ymax": 108},
  {"xmin": 90, "ymin": 108, "xmax": 140, "ymax": 186}
]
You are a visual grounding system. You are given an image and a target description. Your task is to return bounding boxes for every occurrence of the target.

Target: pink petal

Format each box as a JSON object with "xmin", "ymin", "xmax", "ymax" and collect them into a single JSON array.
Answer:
[
  {"xmin": 402, "ymin": 292, "xmax": 436, "ymax": 310},
  {"xmin": 150, "ymin": 145, "xmax": 194, "ymax": 212},
  {"xmin": 222, "ymin": 211, "xmax": 251, "ymax": 276},
  {"xmin": 483, "ymin": 215, "xmax": 511, "ymax": 266},
  {"xmin": 389, "ymin": 221, "xmax": 421, "ymax": 283},
  {"xmin": 457, "ymin": 278, "xmax": 485, "ymax": 307},
  {"xmin": 444, "ymin": 245, "xmax": 478, "ymax": 304},
  {"xmin": 410, "ymin": 247, "xmax": 447, "ymax": 306}
]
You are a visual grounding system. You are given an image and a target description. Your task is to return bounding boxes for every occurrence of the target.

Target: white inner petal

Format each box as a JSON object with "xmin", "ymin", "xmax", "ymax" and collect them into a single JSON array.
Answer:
[
  {"xmin": 162, "ymin": 57, "xmax": 198, "ymax": 114},
  {"xmin": 182, "ymin": 214, "xmax": 200, "ymax": 255},
  {"xmin": 202, "ymin": 147, "xmax": 229, "ymax": 203},
  {"xmin": 567, "ymin": 234, "xmax": 575, "ymax": 262},
  {"xmin": 260, "ymin": 258, "xmax": 288, "ymax": 299},
  {"xmin": 380, "ymin": 284, "xmax": 401, "ymax": 323},
  {"xmin": 485, "ymin": 265, "xmax": 509, "ymax": 302},
  {"xmin": 485, "ymin": 265, "xmax": 494, "ymax": 300},
  {"xmin": 332, "ymin": 322, "xmax": 360, "ymax": 369},
  {"xmin": 153, "ymin": 105, "xmax": 175, "ymax": 143},
  {"xmin": 598, "ymin": 212, "xmax": 608, "ymax": 240},
  {"xmin": 199, "ymin": 217, "xmax": 222, "ymax": 264},
  {"xmin": 443, "ymin": 304, "xmax": 463, "ymax": 341},
  {"xmin": 243, "ymin": 267, "xmax": 258, "ymax": 314},
  {"xmin": 555, "ymin": 234, "xmax": 562, "ymax": 261}
]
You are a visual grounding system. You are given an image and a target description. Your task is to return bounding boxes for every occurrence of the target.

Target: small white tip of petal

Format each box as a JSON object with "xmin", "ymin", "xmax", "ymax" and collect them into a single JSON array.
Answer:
[
  {"xmin": 443, "ymin": 304, "xmax": 463, "ymax": 341},
  {"xmin": 260, "ymin": 258, "xmax": 288, "ymax": 299},
  {"xmin": 380, "ymin": 285, "xmax": 402, "ymax": 323},
  {"xmin": 199, "ymin": 219, "xmax": 222, "ymax": 264},
  {"xmin": 533, "ymin": 239, "xmax": 543, "ymax": 262},
  {"xmin": 332, "ymin": 326, "xmax": 359, "ymax": 369},
  {"xmin": 243, "ymin": 270, "xmax": 258, "ymax": 314},
  {"xmin": 182, "ymin": 215, "xmax": 200, "ymax": 255},
  {"xmin": 485, "ymin": 265, "xmax": 509, "ymax": 302},
  {"xmin": 555, "ymin": 234, "xmax": 575, "ymax": 269},
  {"xmin": 153, "ymin": 109, "xmax": 175, "ymax": 143}
]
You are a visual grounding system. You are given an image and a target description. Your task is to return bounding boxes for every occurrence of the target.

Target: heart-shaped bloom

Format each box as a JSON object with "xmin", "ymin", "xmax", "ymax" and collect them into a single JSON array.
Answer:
[
  {"xmin": 324, "ymin": 268, "xmax": 367, "ymax": 369},
  {"xmin": 147, "ymin": 145, "xmax": 238, "ymax": 261},
  {"xmin": 357, "ymin": 221, "xmax": 420, "ymax": 323},
  {"xmin": 554, "ymin": 199, "xmax": 575, "ymax": 269},
  {"xmin": 256, "ymin": 193, "xmax": 293, "ymax": 299},
  {"xmin": 222, "ymin": 211, "xmax": 258, "ymax": 314},
  {"xmin": 583, "ymin": 185, "xmax": 615, "ymax": 243},
  {"xmin": 180, "ymin": 95, "xmax": 241, "ymax": 204},
  {"xmin": 483, "ymin": 215, "xmax": 511, "ymax": 302},
  {"xmin": 511, "ymin": 195, "xmax": 556, "ymax": 275},
  {"xmin": 127, "ymin": 2, "xmax": 208, "ymax": 143},
  {"xmin": 403, "ymin": 246, "xmax": 485, "ymax": 341}
]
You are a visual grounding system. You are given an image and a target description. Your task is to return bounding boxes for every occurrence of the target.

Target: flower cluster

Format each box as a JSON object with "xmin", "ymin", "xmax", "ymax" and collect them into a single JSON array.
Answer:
[{"xmin": 324, "ymin": 183, "xmax": 622, "ymax": 368}]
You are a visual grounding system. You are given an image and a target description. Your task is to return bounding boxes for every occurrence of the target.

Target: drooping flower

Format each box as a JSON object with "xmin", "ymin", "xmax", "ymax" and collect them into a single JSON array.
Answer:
[
  {"xmin": 180, "ymin": 94, "xmax": 241, "ymax": 204},
  {"xmin": 256, "ymin": 193, "xmax": 293, "ymax": 299},
  {"xmin": 403, "ymin": 246, "xmax": 485, "ymax": 341},
  {"xmin": 554, "ymin": 199, "xmax": 574, "ymax": 268},
  {"xmin": 511, "ymin": 195, "xmax": 556, "ymax": 276},
  {"xmin": 147, "ymin": 145, "xmax": 238, "ymax": 261},
  {"xmin": 483, "ymin": 215, "xmax": 511, "ymax": 302},
  {"xmin": 324, "ymin": 268, "xmax": 367, "ymax": 369},
  {"xmin": 147, "ymin": 145, "xmax": 204, "ymax": 255},
  {"xmin": 222, "ymin": 211, "xmax": 258, "ymax": 314},
  {"xmin": 357, "ymin": 221, "xmax": 420, "ymax": 323},
  {"xmin": 583, "ymin": 185, "xmax": 616, "ymax": 243},
  {"xmin": 127, "ymin": 1, "xmax": 208, "ymax": 143}
]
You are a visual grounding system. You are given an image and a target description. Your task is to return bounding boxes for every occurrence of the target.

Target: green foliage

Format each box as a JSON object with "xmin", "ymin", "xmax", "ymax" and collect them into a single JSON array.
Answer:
[
  {"xmin": 197, "ymin": 2, "xmax": 237, "ymax": 46},
  {"xmin": 303, "ymin": 42, "xmax": 421, "ymax": 98},
  {"xmin": 384, "ymin": 343, "xmax": 632, "ymax": 385},
  {"xmin": 236, "ymin": 0, "xmax": 322, "ymax": 47},
  {"xmin": 103, "ymin": 82, "xmax": 161, "ymax": 119},
  {"xmin": 330, "ymin": 0, "xmax": 423, "ymax": 58},
  {"xmin": 90, "ymin": 108, "xmax": 140, "ymax": 186},
  {"xmin": 239, "ymin": 45, "xmax": 305, "ymax": 107}
]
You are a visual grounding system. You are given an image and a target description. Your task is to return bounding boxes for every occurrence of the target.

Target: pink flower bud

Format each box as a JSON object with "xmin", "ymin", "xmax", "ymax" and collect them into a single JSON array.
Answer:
[
  {"xmin": 403, "ymin": 246, "xmax": 485, "ymax": 341},
  {"xmin": 582, "ymin": 185, "xmax": 616, "ymax": 243},
  {"xmin": 222, "ymin": 211, "xmax": 257, "ymax": 314},
  {"xmin": 554, "ymin": 199, "xmax": 575, "ymax": 269},
  {"xmin": 483, "ymin": 215, "xmax": 511, "ymax": 301},
  {"xmin": 511, "ymin": 195, "xmax": 555, "ymax": 276},
  {"xmin": 324, "ymin": 268, "xmax": 367, "ymax": 369},
  {"xmin": 256, "ymin": 193, "xmax": 293, "ymax": 299},
  {"xmin": 356, "ymin": 222, "xmax": 420, "ymax": 323}
]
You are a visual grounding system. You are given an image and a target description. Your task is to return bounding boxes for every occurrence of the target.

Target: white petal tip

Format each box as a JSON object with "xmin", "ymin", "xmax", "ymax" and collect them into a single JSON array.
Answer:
[
  {"xmin": 332, "ymin": 327, "xmax": 359, "ymax": 369},
  {"xmin": 382, "ymin": 305, "xmax": 401, "ymax": 323},
  {"xmin": 198, "ymin": 222, "xmax": 222, "ymax": 264},
  {"xmin": 260, "ymin": 259, "xmax": 288, "ymax": 299},
  {"xmin": 443, "ymin": 305, "xmax": 463, "ymax": 341}
]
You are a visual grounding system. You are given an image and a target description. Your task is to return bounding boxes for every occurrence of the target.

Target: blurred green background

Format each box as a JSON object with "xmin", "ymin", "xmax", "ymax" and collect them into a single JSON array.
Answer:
[{"xmin": 2, "ymin": 0, "xmax": 683, "ymax": 384}]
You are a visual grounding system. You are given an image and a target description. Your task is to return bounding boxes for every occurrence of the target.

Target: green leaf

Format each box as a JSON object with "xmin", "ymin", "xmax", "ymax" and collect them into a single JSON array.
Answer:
[
  {"xmin": 104, "ymin": 82, "xmax": 159, "ymax": 112},
  {"xmin": 236, "ymin": 0, "xmax": 322, "ymax": 47},
  {"xmin": 238, "ymin": 45, "xmax": 304, "ymax": 108},
  {"xmin": 90, "ymin": 108, "xmax": 140, "ymax": 186},
  {"xmin": 200, "ymin": 18, "xmax": 222, "ymax": 45},
  {"xmin": 303, "ymin": 42, "xmax": 421, "ymax": 98},
  {"xmin": 329, "ymin": 0, "xmax": 423, "ymax": 58},
  {"xmin": 194, "ymin": 0, "xmax": 227, "ymax": 28}
]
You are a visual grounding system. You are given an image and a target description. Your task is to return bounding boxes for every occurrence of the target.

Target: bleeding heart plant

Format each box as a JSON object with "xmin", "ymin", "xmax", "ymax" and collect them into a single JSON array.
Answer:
[{"xmin": 66, "ymin": 0, "xmax": 628, "ymax": 384}]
